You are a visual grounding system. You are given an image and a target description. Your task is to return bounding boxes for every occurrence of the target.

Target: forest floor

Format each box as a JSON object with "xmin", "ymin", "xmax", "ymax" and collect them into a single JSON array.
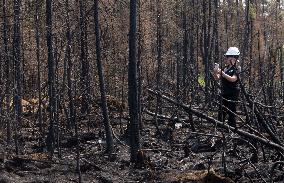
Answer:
[{"xmin": 0, "ymin": 105, "xmax": 283, "ymax": 183}]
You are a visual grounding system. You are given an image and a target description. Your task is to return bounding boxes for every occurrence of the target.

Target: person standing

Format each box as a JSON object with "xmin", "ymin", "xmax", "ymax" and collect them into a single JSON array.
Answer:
[{"xmin": 212, "ymin": 47, "xmax": 240, "ymax": 127}]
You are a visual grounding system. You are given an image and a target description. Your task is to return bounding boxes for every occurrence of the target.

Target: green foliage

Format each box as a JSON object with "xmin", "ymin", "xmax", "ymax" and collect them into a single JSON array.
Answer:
[
  {"xmin": 198, "ymin": 75, "xmax": 205, "ymax": 87},
  {"xmin": 249, "ymin": 3, "xmax": 257, "ymax": 20}
]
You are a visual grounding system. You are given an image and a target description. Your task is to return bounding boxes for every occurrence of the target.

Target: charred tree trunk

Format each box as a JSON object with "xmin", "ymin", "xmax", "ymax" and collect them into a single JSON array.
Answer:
[
  {"xmin": 45, "ymin": 0, "xmax": 56, "ymax": 155},
  {"xmin": 154, "ymin": 0, "xmax": 162, "ymax": 135},
  {"xmin": 176, "ymin": 43, "xmax": 181, "ymax": 101},
  {"xmin": 53, "ymin": 36, "xmax": 61, "ymax": 158},
  {"xmin": 137, "ymin": 0, "xmax": 143, "ymax": 130},
  {"xmin": 280, "ymin": 48, "xmax": 284, "ymax": 101},
  {"xmin": 241, "ymin": 0, "xmax": 250, "ymax": 75},
  {"xmin": 213, "ymin": 0, "xmax": 220, "ymax": 71},
  {"xmin": 191, "ymin": 0, "xmax": 199, "ymax": 95},
  {"xmin": 210, "ymin": 0, "xmax": 220, "ymax": 98},
  {"xmin": 224, "ymin": 0, "xmax": 229, "ymax": 48},
  {"xmin": 2, "ymin": 0, "xmax": 12, "ymax": 144},
  {"xmin": 128, "ymin": 0, "xmax": 140, "ymax": 163},
  {"xmin": 35, "ymin": 0, "xmax": 43, "ymax": 141},
  {"xmin": 156, "ymin": 0, "xmax": 162, "ymax": 93},
  {"xmin": 236, "ymin": 0, "xmax": 241, "ymax": 46},
  {"xmin": 65, "ymin": 0, "xmax": 75, "ymax": 130},
  {"xmin": 13, "ymin": 0, "xmax": 23, "ymax": 155},
  {"xmin": 248, "ymin": 20, "xmax": 254, "ymax": 90},
  {"xmin": 257, "ymin": 30, "xmax": 264, "ymax": 96},
  {"xmin": 79, "ymin": 0, "xmax": 90, "ymax": 115},
  {"xmin": 93, "ymin": 0, "xmax": 114, "ymax": 153},
  {"xmin": 202, "ymin": 0, "xmax": 212, "ymax": 102},
  {"xmin": 182, "ymin": 1, "xmax": 188, "ymax": 94},
  {"xmin": 182, "ymin": 0, "xmax": 188, "ymax": 97}
]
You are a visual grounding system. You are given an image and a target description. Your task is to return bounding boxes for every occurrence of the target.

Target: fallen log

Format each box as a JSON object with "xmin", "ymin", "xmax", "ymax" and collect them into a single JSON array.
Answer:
[{"xmin": 147, "ymin": 89, "xmax": 284, "ymax": 152}]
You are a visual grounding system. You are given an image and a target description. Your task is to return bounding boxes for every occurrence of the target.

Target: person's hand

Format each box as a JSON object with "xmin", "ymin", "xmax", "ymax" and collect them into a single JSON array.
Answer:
[
  {"xmin": 213, "ymin": 67, "xmax": 221, "ymax": 74},
  {"xmin": 211, "ymin": 68, "xmax": 221, "ymax": 80}
]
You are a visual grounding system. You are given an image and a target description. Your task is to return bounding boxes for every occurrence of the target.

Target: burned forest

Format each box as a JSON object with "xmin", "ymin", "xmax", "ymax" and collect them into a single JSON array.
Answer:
[{"xmin": 0, "ymin": 0, "xmax": 284, "ymax": 183}]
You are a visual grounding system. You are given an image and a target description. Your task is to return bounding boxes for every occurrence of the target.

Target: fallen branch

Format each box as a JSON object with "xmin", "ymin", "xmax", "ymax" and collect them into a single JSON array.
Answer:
[
  {"xmin": 143, "ymin": 108, "xmax": 188, "ymax": 122},
  {"xmin": 147, "ymin": 89, "xmax": 284, "ymax": 152}
]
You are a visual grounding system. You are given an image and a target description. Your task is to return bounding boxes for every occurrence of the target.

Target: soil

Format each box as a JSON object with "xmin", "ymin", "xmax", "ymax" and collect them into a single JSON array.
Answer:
[{"xmin": 0, "ymin": 110, "xmax": 283, "ymax": 183}]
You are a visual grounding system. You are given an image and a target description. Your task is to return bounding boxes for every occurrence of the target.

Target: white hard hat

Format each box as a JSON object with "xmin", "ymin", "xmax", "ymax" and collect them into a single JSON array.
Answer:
[{"xmin": 225, "ymin": 47, "xmax": 240, "ymax": 56}]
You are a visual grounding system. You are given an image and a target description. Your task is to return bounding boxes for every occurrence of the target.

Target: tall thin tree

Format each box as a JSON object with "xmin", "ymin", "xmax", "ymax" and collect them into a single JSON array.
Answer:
[
  {"xmin": 241, "ymin": 0, "xmax": 250, "ymax": 73},
  {"xmin": 137, "ymin": 0, "xmax": 143, "ymax": 130},
  {"xmin": 182, "ymin": 0, "xmax": 188, "ymax": 93},
  {"xmin": 153, "ymin": 0, "xmax": 162, "ymax": 135},
  {"xmin": 13, "ymin": 0, "xmax": 23, "ymax": 155},
  {"xmin": 128, "ymin": 0, "xmax": 140, "ymax": 163},
  {"xmin": 202, "ymin": 0, "xmax": 212, "ymax": 102},
  {"xmin": 2, "ymin": 0, "xmax": 11, "ymax": 144},
  {"xmin": 65, "ymin": 0, "xmax": 75, "ymax": 130},
  {"xmin": 46, "ymin": 0, "xmax": 56, "ymax": 155},
  {"xmin": 93, "ymin": 0, "xmax": 114, "ymax": 153},
  {"xmin": 35, "ymin": 0, "xmax": 43, "ymax": 139},
  {"xmin": 79, "ymin": 0, "xmax": 90, "ymax": 115}
]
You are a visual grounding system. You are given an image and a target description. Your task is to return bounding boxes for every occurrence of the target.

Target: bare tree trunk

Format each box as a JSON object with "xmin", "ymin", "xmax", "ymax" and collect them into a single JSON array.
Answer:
[
  {"xmin": 128, "ymin": 0, "xmax": 140, "ymax": 163},
  {"xmin": 93, "ymin": 0, "xmax": 114, "ymax": 153},
  {"xmin": 213, "ymin": 0, "xmax": 220, "ymax": 70},
  {"xmin": 241, "ymin": 0, "xmax": 250, "ymax": 74},
  {"xmin": 191, "ymin": 0, "xmax": 200, "ymax": 96},
  {"xmin": 154, "ymin": 0, "xmax": 162, "ymax": 135},
  {"xmin": 53, "ymin": 36, "xmax": 61, "ymax": 158},
  {"xmin": 74, "ymin": 115, "xmax": 82, "ymax": 183},
  {"xmin": 210, "ymin": 0, "xmax": 220, "ymax": 99},
  {"xmin": 65, "ymin": 0, "xmax": 75, "ymax": 130},
  {"xmin": 257, "ymin": 30, "xmax": 264, "ymax": 95},
  {"xmin": 120, "ymin": 60, "xmax": 126, "ymax": 134},
  {"xmin": 46, "ymin": 0, "xmax": 56, "ymax": 155},
  {"xmin": 248, "ymin": 20, "xmax": 254, "ymax": 90},
  {"xmin": 202, "ymin": 0, "xmax": 212, "ymax": 101},
  {"xmin": 236, "ymin": 0, "xmax": 241, "ymax": 46},
  {"xmin": 2, "ymin": 0, "xmax": 12, "ymax": 144},
  {"xmin": 35, "ymin": 0, "xmax": 43, "ymax": 145},
  {"xmin": 196, "ymin": 1, "xmax": 201, "ymax": 96},
  {"xmin": 13, "ymin": 0, "xmax": 23, "ymax": 155},
  {"xmin": 280, "ymin": 47, "xmax": 284, "ymax": 101},
  {"xmin": 176, "ymin": 42, "xmax": 181, "ymax": 101},
  {"xmin": 74, "ymin": 81, "xmax": 82, "ymax": 182},
  {"xmin": 79, "ymin": 0, "xmax": 90, "ymax": 115},
  {"xmin": 137, "ymin": 0, "xmax": 143, "ymax": 130},
  {"xmin": 182, "ymin": 0, "xmax": 188, "ymax": 97}
]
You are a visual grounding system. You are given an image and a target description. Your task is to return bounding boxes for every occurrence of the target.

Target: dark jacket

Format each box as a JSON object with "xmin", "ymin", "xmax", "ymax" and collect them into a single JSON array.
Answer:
[{"xmin": 221, "ymin": 66, "xmax": 239, "ymax": 96}]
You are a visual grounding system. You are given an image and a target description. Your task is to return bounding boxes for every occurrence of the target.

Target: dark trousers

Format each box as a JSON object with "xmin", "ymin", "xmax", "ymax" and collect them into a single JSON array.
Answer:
[{"xmin": 218, "ymin": 93, "xmax": 238, "ymax": 127}]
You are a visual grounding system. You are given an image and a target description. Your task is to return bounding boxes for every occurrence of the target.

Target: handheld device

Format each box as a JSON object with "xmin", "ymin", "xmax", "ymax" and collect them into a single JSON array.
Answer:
[{"xmin": 214, "ymin": 63, "xmax": 219, "ymax": 69}]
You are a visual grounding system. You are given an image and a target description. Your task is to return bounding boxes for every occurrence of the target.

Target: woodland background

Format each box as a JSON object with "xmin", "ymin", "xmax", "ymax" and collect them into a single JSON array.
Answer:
[{"xmin": 0, "ymin": 0, "xmax": 284, "ymax": 182}]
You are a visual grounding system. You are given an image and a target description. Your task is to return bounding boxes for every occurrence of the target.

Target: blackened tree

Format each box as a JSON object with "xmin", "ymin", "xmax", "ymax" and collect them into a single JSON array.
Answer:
[
  {"xmin": 2, "ymin": 0, "xmax": 12, "ymax": 144},
  {"xmin": 93, "ymin": 0, "xmax": 114, "ymax": 153},
  {"xmin": 35, "ymin": 0, "xmax": 43, "ymax": 139},
  {"xmin": 128, "ymin": 0, "xmax": 140, "ymax": 163},
  {"xmin": 79, "ymin": 0, "xmax": 91, "ymax": 115},
  {"xmin": 46, "ymin": 0, "xmax": 56, "ymax": 155},
  {"xmin": 13, "ymin": 0, "xmax": 23, "ymax": 155}
]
